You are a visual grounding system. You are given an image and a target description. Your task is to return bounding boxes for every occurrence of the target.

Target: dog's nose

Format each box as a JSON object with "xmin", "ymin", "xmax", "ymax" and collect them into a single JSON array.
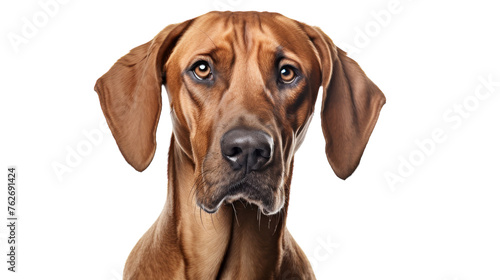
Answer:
[{"xmin": 221, "ymin": 128, "xmax": 273, "ymax": 172}]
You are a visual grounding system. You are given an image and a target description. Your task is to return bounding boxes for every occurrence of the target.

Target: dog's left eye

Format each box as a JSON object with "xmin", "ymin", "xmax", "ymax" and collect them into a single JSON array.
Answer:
[
  {"xmin": 279, "ymin": 65, "xmax": 296, "ymax": 84},
  {"xmin": 192, "ymin": 61, "xmax": 212, "ymax": 80}
]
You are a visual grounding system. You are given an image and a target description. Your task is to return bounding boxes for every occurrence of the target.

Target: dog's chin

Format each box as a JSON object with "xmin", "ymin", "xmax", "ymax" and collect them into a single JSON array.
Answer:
[{"xmin": 197, "ymin": 182, "xmax": 284, "ymax": 216}]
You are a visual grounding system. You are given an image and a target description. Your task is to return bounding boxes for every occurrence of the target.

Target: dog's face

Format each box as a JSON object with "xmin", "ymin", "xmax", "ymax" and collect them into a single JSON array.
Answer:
[
  {"xmin": 95, "ymin": 11, "xmax": 385, "ymax": 216},
  {"xmin": 165, "ymin": 12, "xmax": 322, "ymax": 215}
]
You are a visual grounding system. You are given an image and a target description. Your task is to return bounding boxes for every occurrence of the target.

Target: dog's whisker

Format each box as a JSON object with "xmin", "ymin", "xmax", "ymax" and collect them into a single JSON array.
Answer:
[
  {"xmin": 238, "ymin": 200, "xmax": 246, "ymax": 209},
  {"xmin": 210, "ymin": 213, "xmax": 217, "ymax": 232},
  {"xmin": 257, "ymin": 208, "xmax": 262, "ymax": 231},
  {"xmin": 199, "ymin": 206, "xmax": 206, "ymax": 230},
  {"xmin": 232, "ymin": 203, "xmax": 240, "ymax": 227},
  {"xmin": 273, "ymin": 209, "xmax": 282, "ymax": 236}
]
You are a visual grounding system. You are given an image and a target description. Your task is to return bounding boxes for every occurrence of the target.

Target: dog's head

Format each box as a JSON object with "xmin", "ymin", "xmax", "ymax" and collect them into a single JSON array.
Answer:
[{"xmin": 95, "ymin": 11, "xmax": 385, "ymax": 215}]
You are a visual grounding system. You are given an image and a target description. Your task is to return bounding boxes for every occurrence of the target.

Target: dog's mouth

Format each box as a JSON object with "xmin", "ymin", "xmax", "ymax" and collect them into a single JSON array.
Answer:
[{"xmin": 197, "ymin": 175, "xmax": 284, "ymax": 216}]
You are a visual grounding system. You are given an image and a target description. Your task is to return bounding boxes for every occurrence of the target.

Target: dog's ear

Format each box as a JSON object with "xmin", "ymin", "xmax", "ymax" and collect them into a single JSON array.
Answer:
[
  {"xmin": 302, "ymin": 25, "xmax": 386, "ymax": 180},
  {"xmin": 95, "ymin": 20, "xmax": 192, "ymax": 171}
]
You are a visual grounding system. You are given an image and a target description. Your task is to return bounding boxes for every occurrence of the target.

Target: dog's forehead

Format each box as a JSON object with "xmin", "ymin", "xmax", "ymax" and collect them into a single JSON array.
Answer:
[{"xmin": 173, "ymin": 12, "xmax": 316, "ymax": 65}]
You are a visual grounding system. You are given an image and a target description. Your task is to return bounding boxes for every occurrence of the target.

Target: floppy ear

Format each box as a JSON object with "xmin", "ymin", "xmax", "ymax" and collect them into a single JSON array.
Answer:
[
  {"xmin": 303, "ymin": 25, "xmax": 386, "ymax": 180},
  {"xmin": 95, "ymin": 20, "xmax": 192, "ymax": 171}
]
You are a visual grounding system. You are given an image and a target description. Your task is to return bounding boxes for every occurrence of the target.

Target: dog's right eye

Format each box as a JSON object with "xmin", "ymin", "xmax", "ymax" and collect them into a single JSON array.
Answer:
[
  {"xmin": 278, "ymin": 65, "xmax": 298, "ymax": 85},
  {"xmin": 192, "ymin": 61, "xmax": 212, "ymax": 80}
]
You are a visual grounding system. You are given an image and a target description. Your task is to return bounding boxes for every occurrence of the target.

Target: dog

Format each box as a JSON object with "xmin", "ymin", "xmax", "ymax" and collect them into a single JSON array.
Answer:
[{"xmin": 95, "ymin": 11, "xmax": 385, "ymax": 280}]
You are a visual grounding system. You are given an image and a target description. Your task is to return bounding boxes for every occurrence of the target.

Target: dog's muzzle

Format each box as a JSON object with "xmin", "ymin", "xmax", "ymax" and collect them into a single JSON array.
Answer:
[{"xmin": 198, "ymin": 128, "xmax": 283, "ymax": 215}]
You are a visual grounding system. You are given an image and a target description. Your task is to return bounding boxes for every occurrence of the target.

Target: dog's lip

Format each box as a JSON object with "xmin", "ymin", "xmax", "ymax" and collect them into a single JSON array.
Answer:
[
  {"xmin": 199, "ymin": 195, "xmax": 280, "ymax": 216},
  {"xmin": 196, "ymin": 177, "xmax": 247, "ymax": 213},
  {"xmin": 197, "ymin": 176, "xmax": 282, "ymax": 215},
  {"xmin": 198, "ymin": 201, "xmax": 221, "ymax": 214}
]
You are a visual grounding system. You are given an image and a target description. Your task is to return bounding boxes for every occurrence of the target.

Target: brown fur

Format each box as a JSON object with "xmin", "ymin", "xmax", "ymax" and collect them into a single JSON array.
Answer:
[{"xmin": 95, "ymin": 11, "xmax": 385, "ymax": 279}]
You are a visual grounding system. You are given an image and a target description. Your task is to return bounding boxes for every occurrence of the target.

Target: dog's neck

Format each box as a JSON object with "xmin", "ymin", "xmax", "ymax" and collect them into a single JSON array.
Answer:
[{"xmin": 156, "ymin": 136, "xmax": 288, "ymax": 279}]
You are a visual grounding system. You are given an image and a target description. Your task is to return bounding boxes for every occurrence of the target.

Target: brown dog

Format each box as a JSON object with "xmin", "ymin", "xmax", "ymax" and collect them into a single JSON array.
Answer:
[{"xmin": 95, "ymin": 11, "xmax": 385, "ymax": 280}]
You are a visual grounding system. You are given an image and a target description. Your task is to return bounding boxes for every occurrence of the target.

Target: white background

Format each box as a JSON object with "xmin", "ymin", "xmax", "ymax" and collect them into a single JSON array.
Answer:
[{"xmin": 1, "ymin": 0, "xmax": 500, "ymax": 279}]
